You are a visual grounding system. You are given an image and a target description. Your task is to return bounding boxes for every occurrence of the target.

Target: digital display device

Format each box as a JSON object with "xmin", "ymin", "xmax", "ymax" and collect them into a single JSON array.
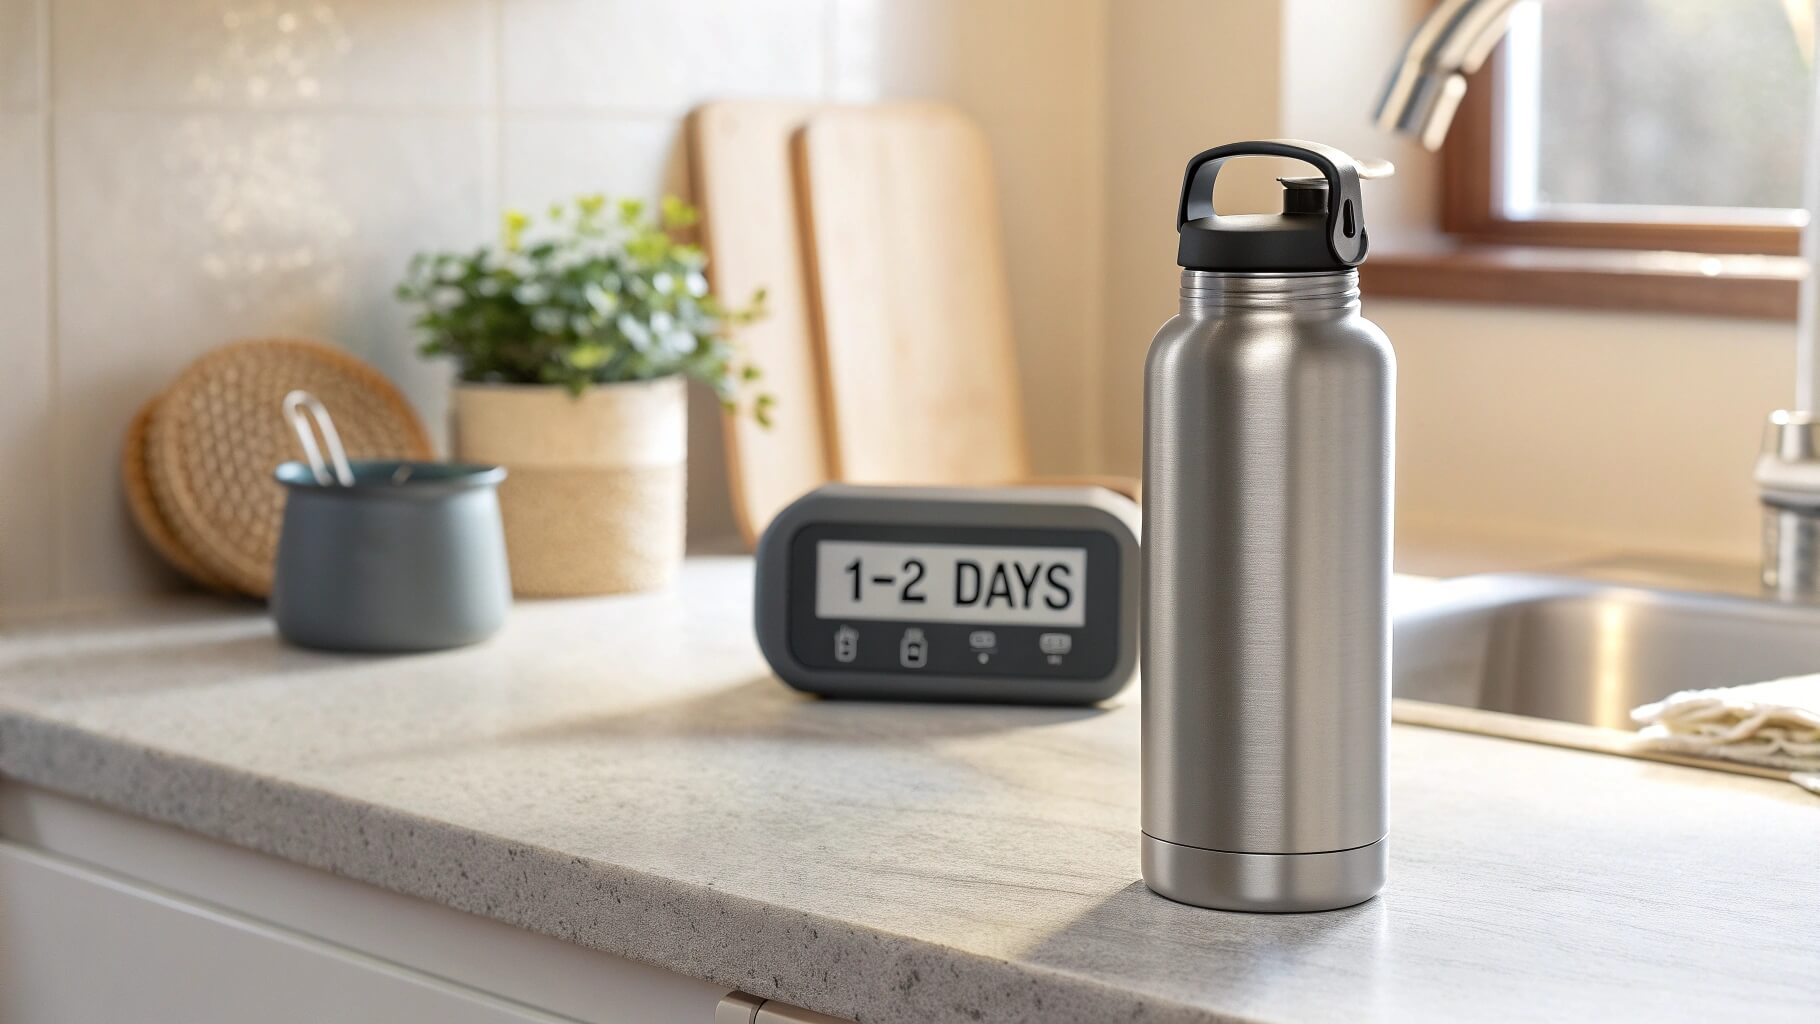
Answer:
[{"xmin": 753, "ymin": 485, "xmax": 1140, "ymax": 705}]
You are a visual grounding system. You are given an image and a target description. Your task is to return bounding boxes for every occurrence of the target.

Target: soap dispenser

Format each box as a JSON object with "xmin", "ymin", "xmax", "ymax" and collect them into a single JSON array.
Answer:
[{"xmin": 1141, "ymin": 140, "xmax": 1394, "ymax": 912}]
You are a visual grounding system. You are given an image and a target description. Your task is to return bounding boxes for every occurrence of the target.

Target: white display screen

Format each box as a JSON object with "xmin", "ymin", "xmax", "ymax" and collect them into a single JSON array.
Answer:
[{"xmin": 814, "ymin": 541, "xmax": 1086, "ymax": 627}]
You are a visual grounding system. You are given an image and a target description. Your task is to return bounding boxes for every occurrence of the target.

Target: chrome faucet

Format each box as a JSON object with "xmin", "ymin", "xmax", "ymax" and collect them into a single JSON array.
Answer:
[
  {"xmin": 1758, "ymin": 412, "xmax": 1820, "ymax": 599},
  {"xmin": 1374, "ymin": 0, "xmax": 1526, "ymax": 151}
]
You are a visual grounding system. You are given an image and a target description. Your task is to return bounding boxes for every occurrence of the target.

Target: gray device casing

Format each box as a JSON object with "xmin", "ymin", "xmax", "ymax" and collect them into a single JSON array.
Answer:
[{"xmin": 755, "ymin": 484, "xmax": 1141, "ymax": 704}]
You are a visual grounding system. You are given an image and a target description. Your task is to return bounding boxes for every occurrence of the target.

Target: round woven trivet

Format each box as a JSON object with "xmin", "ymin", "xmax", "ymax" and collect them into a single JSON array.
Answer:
[
  {"xmin": 121, "ymin": 395, "xmax": 241, "ymax": 595},
  {"xmin": 146, "ymin": 338, "xmax": 434, "ymax": 597}
]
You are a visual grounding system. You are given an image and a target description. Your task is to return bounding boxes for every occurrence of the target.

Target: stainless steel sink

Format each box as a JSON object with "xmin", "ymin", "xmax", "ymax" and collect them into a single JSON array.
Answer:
[{"xmin": 1393, "ymin": 573, "xmax": 1820, "ymax": 729}]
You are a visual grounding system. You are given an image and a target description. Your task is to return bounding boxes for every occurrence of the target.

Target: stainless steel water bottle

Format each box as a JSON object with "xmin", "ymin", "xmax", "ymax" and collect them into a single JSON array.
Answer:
[{"xmin": 1141, "ymin": 140, "xmax": 1394, "ymax": 912}]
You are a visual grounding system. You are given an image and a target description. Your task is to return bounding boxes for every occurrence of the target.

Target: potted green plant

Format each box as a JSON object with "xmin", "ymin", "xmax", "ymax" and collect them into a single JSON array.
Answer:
[{"xmin": 398, "ymin": 195, "xmax": 766, "ymax": 596}]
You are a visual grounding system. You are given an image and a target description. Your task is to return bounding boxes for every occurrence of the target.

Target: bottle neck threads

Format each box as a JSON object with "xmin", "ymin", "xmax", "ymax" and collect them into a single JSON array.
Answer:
[{"xmin": 1178, "ymin": 269, "xmax": 1360, "ymax": 314}]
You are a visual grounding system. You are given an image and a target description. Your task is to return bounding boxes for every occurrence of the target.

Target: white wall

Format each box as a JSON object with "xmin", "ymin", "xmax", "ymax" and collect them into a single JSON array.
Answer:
[
  {"xmin": 1384, "ymin": 301, "xmax": 1793, "ymax": 561},
  {"xmin": 1101, "ymin": 0, "xmax": 1284, "ymax": 476},
  {"xmin": 0, "ymin": 0, "xmax": 1112, "ymax": 608}
]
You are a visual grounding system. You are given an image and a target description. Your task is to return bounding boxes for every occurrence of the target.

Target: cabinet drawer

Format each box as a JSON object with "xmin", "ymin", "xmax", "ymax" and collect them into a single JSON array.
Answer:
[
  {"xmin": 0, "ymin": 843, "xmax": 573, "ymax": 1024},
  {"xmin": 0, "ymin": 785, "xmax": 727, "ymax": 1023}
]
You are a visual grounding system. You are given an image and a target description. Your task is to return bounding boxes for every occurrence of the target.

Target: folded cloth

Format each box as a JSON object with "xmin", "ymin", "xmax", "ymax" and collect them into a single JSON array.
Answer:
[{"xmin": 1632, "ymin": 676, "xmax": 1820, "ymax": 791}]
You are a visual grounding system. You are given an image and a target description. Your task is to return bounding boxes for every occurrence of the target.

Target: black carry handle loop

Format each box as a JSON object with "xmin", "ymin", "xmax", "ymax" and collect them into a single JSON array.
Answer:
[{"xmin": 1176, "ymin": 139, "xmax": 1369, "ymax": 266}]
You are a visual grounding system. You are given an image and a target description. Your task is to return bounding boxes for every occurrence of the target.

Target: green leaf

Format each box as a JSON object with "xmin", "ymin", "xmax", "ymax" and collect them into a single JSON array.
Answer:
[
  {"xmin": 570, "ymin": 343, "xmax": 610, "ymax": 370},
  {"xmin": 661, "ymin": 195, "xmax": 700, "ymax": 230}
]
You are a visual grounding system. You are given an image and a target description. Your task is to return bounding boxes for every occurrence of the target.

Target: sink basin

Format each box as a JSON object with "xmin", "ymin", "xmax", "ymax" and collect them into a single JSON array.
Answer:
[{"xmin": 1393, "ymin": 574, "xmax": 1820, "ymax": 729}]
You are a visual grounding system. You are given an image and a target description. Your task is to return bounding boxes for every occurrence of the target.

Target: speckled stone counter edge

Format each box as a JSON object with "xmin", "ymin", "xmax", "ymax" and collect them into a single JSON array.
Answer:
[{"xmin": 0, "ymin": 709, "xmax": 1253, "ymax": 1024}]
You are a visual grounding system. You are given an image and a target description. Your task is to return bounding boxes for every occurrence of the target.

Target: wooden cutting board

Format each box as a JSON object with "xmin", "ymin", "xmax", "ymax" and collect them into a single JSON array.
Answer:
[
  {"xmin": 689, "ymin": 101, "xmax": 835, "ymax": 547},
  {"xmin": 794, "ymin": 103, "xmax": 1030, "ymax": 489}
]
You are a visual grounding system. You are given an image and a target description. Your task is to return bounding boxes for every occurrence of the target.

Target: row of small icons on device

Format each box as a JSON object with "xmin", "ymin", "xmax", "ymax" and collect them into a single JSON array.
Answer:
[{"xmin": 833, "ymin": 626, "xmax": 1072, "ymax": 668}]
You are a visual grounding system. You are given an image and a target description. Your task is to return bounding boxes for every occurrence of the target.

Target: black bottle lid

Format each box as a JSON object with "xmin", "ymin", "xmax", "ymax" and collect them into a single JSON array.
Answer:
[{"xmin": 1176, "ymin": 140, "xmax": 1385, "ymax": 273}]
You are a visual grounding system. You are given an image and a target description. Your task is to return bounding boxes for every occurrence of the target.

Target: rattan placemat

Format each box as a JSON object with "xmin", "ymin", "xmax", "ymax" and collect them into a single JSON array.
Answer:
[
  {"xmin": 146, "ymin": 339, "xmax": 433, "ymax": 597},
  {"xmin": 121, "ymin": 395, "xmax": 240, "ymax": 594}
]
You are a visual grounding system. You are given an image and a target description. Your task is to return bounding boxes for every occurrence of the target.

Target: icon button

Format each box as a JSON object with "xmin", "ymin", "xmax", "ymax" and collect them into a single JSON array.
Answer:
[
  {"xmin": 900, "ymin": 628, "xmax": 928, "ymax": 668},
  {"xmin": 1039, "ymin": 632, "xmax": 1072, "ymax": 665},
  {"xmin": 969, "ymin": 629, "xmax": 997, "ymax": 665},
  {"xmin": 833, "ymin": 625, "xmax": 859, "ymax": 663}
]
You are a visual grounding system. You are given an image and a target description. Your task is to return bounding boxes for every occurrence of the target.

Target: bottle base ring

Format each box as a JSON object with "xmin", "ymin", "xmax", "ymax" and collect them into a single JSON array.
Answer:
[{"xmin": 1141, "ymin": 832, "xmax": 1386, "ymax": 913}]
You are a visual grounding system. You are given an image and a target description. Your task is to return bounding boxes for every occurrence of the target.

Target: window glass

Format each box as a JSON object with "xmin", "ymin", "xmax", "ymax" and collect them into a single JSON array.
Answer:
[{"xmin": 1502, "ymin": 0, "xmax": 1810, "ymax": 222}]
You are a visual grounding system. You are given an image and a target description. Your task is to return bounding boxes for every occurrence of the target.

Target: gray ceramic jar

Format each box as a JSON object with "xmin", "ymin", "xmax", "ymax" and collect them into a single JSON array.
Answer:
[{"xmin": 272, "ymin": 461, "xmax": 511, "ymax": 652}]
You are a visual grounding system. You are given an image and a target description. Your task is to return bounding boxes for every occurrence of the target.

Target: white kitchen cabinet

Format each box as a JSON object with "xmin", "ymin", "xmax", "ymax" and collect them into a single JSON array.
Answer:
[
  {"xmin": 0, "ymin": 844, "xmax": 580, "ymax": 1023},
  {"xmin": 0, "ymin": 785, "xmax": 735, "ymax": 1024}
]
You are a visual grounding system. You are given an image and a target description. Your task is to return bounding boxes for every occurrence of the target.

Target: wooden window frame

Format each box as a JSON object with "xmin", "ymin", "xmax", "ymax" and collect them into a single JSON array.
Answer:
[{"xmin": 1363, "ymin": 47, "xmax": 1803, "ymax": 319}]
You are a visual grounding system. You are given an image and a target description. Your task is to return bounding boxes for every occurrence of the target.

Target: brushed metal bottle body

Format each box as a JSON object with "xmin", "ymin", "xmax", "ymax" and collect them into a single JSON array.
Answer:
[{"xmin": 1141, "ymin": 269, "xmax": 1394, "ymax": 912}]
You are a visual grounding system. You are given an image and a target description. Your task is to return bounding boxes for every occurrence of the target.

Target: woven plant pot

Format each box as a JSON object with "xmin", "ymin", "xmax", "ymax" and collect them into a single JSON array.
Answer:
[{"xmin": 453, "ymin": 378, "xmax": 686, "ymax": 597}]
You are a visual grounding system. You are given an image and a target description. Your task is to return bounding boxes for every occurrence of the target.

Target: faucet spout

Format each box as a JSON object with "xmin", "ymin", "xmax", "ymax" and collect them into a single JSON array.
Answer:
[{"xmin": 1375, "ymin": 0, "xmax": 1527, "ymax": 150}]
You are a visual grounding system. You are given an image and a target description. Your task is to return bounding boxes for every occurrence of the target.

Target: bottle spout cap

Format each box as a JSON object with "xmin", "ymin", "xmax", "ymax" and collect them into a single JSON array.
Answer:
[{"xmin": 1177, "ymin": 141, "xmax": 1393, "ymax": 272}]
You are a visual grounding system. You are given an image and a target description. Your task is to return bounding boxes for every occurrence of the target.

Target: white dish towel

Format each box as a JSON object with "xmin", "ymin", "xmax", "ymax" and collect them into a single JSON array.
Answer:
[{"xmin": 1632, "ymin": 675, "xmax": 1820, "ymax": 795}]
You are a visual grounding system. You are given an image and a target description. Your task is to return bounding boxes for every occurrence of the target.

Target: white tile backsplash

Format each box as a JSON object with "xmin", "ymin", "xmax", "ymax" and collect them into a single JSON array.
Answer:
[
  {"xmin": 501, "ymin": 115, "xmax": 685, "ymax": 211},
  {"xmin": 53, "ymin": 110, "xmax": 493, "ymax": 598},
  {"xmin": 0, "ymin": 112, "xmax": 54, "ymax": 609},
  {"xmin": 0, "ymin": 0, "xmax": 42, "ymax": 106},
  {"xmin": 3, "ymin": 0, "xmax": 1110, "ymax": 605},
  {"xmin": 501, "ymin": 0, "xmax": 828, "ymax": 114},
  {"xmin": 53, "ymin": 0, "xmax": 495, "ymax": 108}
]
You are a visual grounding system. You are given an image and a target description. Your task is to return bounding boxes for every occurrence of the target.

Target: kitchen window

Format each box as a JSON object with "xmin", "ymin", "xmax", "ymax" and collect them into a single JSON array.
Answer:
[{"xmin": 1367, "ymin": 0, "xmax": 1813, "ymax": 319}]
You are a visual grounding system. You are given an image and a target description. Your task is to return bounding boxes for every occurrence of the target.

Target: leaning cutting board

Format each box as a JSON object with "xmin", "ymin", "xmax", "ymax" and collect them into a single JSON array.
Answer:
[
  {"xmin": 689, "ymin": 101, "xmax": 835, "ymax": 547},
  {"xmin": 794, "ymin": 103, "xmax": 1031, "ymax": 489}
]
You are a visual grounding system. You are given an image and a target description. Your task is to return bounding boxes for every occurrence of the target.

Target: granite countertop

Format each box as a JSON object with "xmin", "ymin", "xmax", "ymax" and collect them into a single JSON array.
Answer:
[{"xmin": 0, "ymin": 557, "xmax": 1814, "ymax": 1024}]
